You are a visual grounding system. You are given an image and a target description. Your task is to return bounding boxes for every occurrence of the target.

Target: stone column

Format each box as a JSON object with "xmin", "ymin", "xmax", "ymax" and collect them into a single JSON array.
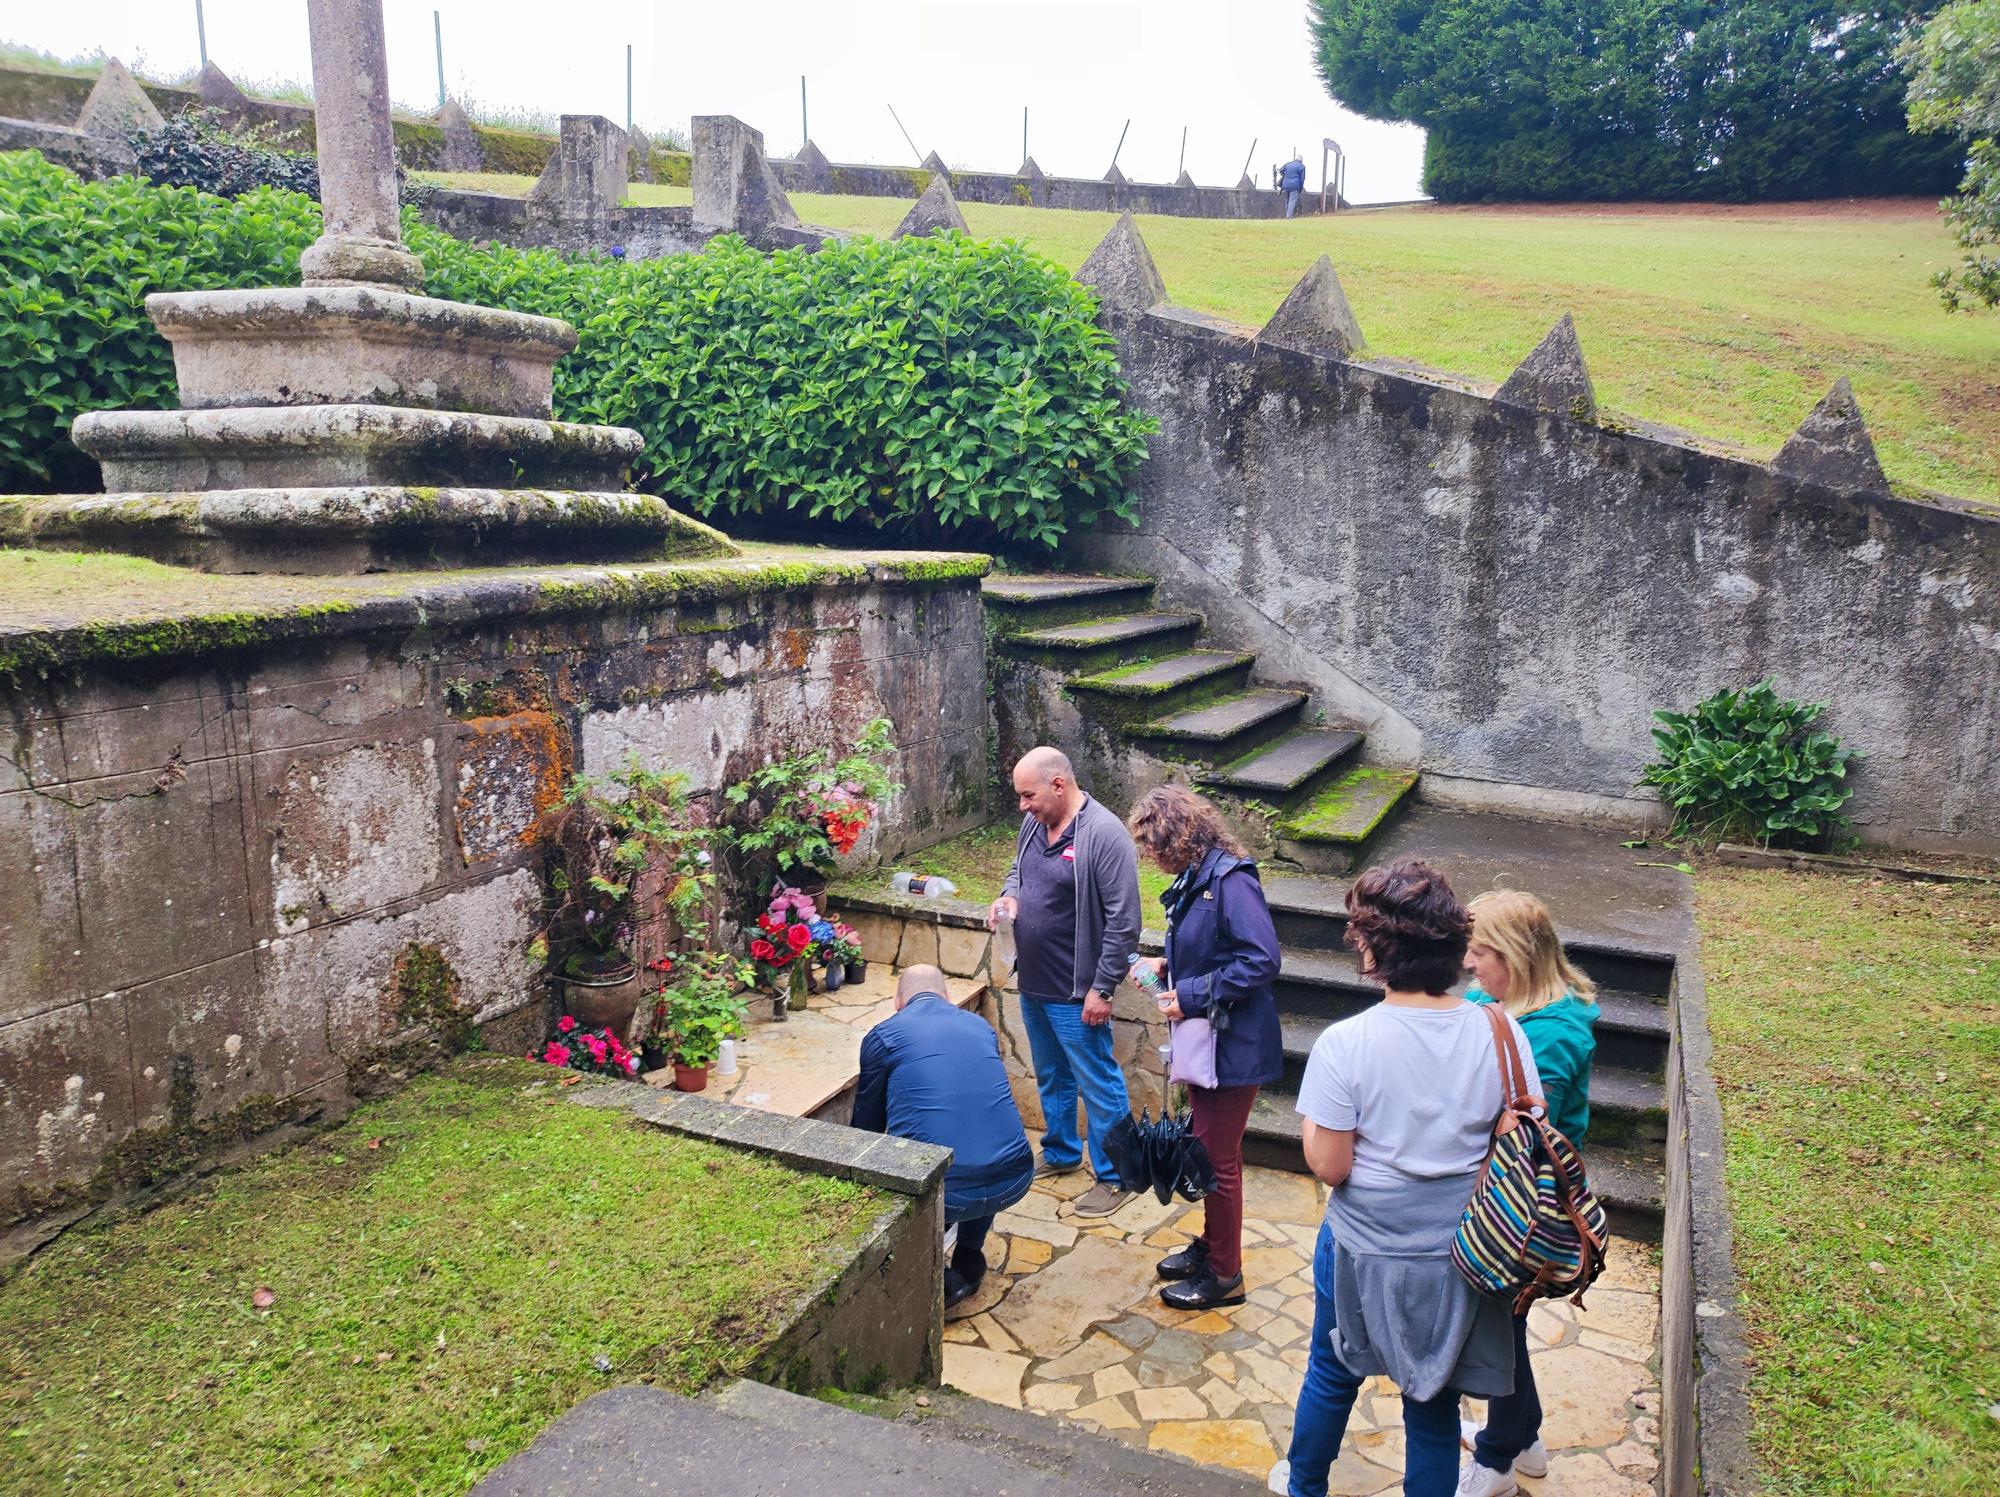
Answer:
[{"xmin": 299, "ymin": 0, "xmax": 425, "ymax": 292}]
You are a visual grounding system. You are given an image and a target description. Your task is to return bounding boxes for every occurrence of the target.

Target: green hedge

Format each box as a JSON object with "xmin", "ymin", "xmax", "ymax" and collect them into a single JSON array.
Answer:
[{"xmin": 0, "ymin": 151, "xmax": 1152, "ymax": 546}]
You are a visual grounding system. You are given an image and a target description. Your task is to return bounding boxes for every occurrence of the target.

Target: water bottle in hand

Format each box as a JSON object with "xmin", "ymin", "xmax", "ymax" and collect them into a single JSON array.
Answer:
[{"xmin": 1128, "ymin": 952, "xmax": 1162, "ymax": 993}]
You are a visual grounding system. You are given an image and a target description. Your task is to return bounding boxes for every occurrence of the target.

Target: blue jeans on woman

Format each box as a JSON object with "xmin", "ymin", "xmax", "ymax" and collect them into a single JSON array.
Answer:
[
  {"xmin": 1285, "ymin": 1220, "xmax": 1462, "ymax": 1497},
  {"xmin": 1018, "ymin": 996, "xmax": 1131, "ymax": 1188}
]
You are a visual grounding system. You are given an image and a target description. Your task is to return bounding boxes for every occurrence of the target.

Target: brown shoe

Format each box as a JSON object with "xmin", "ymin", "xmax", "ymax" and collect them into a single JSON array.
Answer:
[
  {"xmin": 1070, "ymin": 1181, "xmax": 1136, "ymax": 1218},
  {"xmin": 1034, "ymin": 1155, "xmax": 1083, "ymax": 1179}
]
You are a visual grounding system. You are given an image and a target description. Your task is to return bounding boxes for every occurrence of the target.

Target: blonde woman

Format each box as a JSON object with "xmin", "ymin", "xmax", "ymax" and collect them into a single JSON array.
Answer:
[{"xmin": 1455, "ymin": 889, "xmax": 1599, "ymax": 1497}]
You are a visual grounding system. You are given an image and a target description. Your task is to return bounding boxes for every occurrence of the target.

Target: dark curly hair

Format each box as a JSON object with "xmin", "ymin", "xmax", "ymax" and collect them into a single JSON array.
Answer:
[
  {"xmin": 1344, "ymin": 858, "xmax": 1471, "ymax": 995},
  {"xmin": 1127, "ymin": 785, "xmax": 1244, "ymax": 873}
]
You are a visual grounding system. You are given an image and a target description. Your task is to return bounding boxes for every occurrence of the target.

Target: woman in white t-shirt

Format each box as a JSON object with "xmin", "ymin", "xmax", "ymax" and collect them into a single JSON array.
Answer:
[{"xmin": 1270, "ymin": 859, "xmax": 1540, "ymax": 1497}]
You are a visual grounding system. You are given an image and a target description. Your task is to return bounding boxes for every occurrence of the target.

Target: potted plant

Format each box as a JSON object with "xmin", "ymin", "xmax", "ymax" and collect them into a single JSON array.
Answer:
[
  {"xmin": 822, "ymin": 921, "xmax": 866, "ymax": 989},
  {"xmin": 530, "ymin": 757, "xmax": 717, "ymax": 1041},
  {"xmin": 723, "ymin": 718, "xmax": 901, "ymax": 897},
  {"xmin": 655, "ymin": 958, "xmax": 751, "ymax": 1093}
]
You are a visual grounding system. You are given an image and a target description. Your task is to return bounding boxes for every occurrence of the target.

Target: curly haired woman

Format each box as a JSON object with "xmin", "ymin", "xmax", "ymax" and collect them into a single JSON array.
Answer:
[{"xmin": 1272, "ymin": 859, "xmax": 1541, "ymax": 1497}]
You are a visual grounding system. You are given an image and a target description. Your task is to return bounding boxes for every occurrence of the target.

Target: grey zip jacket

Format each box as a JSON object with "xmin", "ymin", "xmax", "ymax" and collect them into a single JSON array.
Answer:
[{"xmin": 1001, "ymin": 794, "xmax": 1142, "ymax": 1001}]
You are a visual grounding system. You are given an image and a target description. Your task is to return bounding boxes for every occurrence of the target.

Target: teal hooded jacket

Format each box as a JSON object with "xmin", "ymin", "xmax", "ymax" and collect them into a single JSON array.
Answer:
[{"xmin": 1466, "ymin": 987, "xmax": 1599, "ymax": 1145}]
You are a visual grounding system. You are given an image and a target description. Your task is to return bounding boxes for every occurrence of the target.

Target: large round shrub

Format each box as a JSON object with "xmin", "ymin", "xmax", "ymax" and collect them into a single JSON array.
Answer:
[{"xmin": 0, "ymin": 151, "xmax": 1153, "ymax": 547}]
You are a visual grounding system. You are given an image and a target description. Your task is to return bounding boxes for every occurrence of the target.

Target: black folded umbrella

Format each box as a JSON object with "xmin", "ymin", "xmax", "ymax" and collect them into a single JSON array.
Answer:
[{"xmin": 1103, "ymin": 1104, "xmax": 1216, "ymax": 1204}]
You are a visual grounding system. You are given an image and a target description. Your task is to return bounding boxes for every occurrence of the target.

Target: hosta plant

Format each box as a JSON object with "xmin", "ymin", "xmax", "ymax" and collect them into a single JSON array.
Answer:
[{"xmin": 1639, "ymin": 679, "xmax": 1858, "ymax": 847}]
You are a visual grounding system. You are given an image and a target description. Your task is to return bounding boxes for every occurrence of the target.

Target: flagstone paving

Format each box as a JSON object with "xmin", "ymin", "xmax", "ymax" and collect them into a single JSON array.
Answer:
[{"xmin": 941, "ymin": 1164, "xmax": 1662, "ymax": 1493}]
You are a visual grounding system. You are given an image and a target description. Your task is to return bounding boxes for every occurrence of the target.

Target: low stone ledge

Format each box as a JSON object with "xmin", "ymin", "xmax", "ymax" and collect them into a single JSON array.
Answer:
[
  {"xmin": 0, "ymin": 548, "xmax": 990, "ymax": 678},
  {"xmin": 567, "ymin": 1080, "xmax": 950, "ymax": 1197},
  {"xmin": 1712, "ymin": 841, "xmax": 1996, "ymax": 885}
]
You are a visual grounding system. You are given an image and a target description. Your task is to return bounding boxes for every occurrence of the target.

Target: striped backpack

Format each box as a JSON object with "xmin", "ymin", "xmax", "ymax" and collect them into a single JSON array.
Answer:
[{"xmin": 1451, "ymin": 1004, "xmax": 1609, "ymax": 1312}]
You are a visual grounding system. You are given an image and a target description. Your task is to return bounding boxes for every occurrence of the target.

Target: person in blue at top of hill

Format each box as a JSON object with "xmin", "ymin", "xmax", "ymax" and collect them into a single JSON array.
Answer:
[
  {"xmin": 1280, "ymin": 151, "xmax": 1307, "ymax": 217},
  {"xmin": 1454, "ymin": 889, "xmax": 1601, "ymax": 1497},
  {"xmin": 851, "ymin": 963, "xmax": 1035, "ymax": 1312}
]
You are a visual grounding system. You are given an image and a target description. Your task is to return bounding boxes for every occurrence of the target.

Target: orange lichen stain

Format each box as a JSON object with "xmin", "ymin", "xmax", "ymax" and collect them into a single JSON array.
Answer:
[
  {"xmin": 456, "ymin": 710, "xmax": 567, "ymax": 847},
  {"xmin": 778, "ymin": 627, "xmax": 814, "ymax": 672}
]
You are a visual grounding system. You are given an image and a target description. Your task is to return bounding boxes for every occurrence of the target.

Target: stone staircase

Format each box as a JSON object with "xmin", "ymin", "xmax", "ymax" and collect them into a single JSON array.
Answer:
[
  {"xmin": 474, "ymin": 1379, "xmax": 1261, "ymax": 1494},
  {"xmin": 983, "ymin": 573, "xmax": 1668, "ymax": 1237},
  {"xmin": 986, "ymin": 574, "xmax": 1416, "ymax": 872}
]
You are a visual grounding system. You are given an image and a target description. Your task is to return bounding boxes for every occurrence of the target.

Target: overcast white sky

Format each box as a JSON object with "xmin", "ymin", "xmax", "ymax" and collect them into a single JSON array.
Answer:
[{"xmin": 13, "ymin": 1, "xmax": 1428, "ymax": 201}]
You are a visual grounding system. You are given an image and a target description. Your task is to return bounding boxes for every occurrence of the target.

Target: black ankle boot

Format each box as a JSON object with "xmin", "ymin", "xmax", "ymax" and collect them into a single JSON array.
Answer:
[
  {"xmin": 1156, "ymin": 1238, "xmax": 1210, "ymax": 1282},
  {"xmin": 1159, "ymin": 1267, "xmax": 1245, "ymax": 1310}
]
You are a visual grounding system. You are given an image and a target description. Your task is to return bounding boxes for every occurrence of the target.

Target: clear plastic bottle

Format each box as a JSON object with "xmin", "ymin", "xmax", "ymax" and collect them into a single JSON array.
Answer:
[
  {"xmin": 1128, "ymin": 951, "xmax": 1162, "ymax": 992},
  {"xmin": 891, "ymin": 871, "xmax": 957, "ymax": 897}
]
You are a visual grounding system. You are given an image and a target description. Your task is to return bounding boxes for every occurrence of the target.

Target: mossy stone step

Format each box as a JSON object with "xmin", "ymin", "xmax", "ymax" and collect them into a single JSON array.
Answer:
[
  {"xmin": 980, "ymin": 573, "xmax": 1153, "ymax": 606},
  {"xmin": 1007, "ymin": 612, "xmax": 1203, "ymax": 672},
  {"xmin": 1070, "ymin": 648, "xmax": 1254, "ymax": 698},
  {"xmin": 980, "ymin": 573, "xmax": 1156, "ymax": 634},
  {"xmin": 1133, "ymin": 686, "xmax": 1306, "ymax": 749},
  {"xmin": 1199, "ymin": 726, "xmax": 1362, "ymax": 796},
  {"xmin": 1276, "ymin": 765, "xmax": 1419, "ymax": 845}
]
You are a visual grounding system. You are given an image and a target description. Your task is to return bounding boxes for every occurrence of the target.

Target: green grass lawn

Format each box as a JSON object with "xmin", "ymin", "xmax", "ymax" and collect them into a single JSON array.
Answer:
[
  {"xmin": 905, "ymin": 820, "xmax": 1175, "ymax": 915},
  {"xmin": 1696, "ymin": 867, "xmax": 2000, "ymax": 1495},
  {"xmin": 412, "ymin": 172, "xmax": 1999, "ymax": 505},
  {"xmin": 0, "ymin": 1060, "xmax": 880, "ymax": 1495}
]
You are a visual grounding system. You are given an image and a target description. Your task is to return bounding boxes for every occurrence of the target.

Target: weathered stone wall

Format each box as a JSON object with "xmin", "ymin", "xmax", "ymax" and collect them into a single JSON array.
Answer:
[
  {"xmin": 0, "ymin": 61, "xmax": 691, "ymax": 183},
  {"xmin": 419, "ymin": 189, "xmax": 713, "ymax": 259},
  {"xmin": 1076, "ymin": 306, "xmax": 2000, "ymax": 857},
  {"xmin": 0, "ymin": 567, "xmax": 988, "ymax": 1224},
  {"xmin": 775, "ymin": 152, "xmax": 1340, "ymax": 220}
]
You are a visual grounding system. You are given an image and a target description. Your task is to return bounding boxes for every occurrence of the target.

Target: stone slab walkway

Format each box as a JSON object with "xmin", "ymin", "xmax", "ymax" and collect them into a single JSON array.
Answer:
[{"xmin": 942, "ymin": 1165, "xmax": 1661, "ymax": 1495}]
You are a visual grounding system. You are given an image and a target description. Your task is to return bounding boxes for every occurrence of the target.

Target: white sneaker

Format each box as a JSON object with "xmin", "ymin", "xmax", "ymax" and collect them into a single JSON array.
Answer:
[
  {"xmin": 1454, "ymin": 1460, "xmax": 1518, "ymax": 1497},
  {"xmin": 1458, "ymin": 1419, "xmax": 1547, "ymax": 1478},
  {"xmin": 1265, "ymin": 1458, "xmax": 1290, "ymax": 1494}
]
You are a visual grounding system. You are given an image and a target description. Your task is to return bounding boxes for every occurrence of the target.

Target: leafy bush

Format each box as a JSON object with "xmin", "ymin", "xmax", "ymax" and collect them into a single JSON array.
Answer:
[
  {"xmin": 1640, "ymin": 680, "xmax": 1858, "ymax": 847},
  {"xmin": 0, "ymin": 153, "xmax": 315, "ymax": 490},
  {"xmin": 127, "ymin": 107, "xmax": 321, "ymax": 199},
  {"xmin": 1902, "ymin": 0, "xmax": 2000, "ymax": 312},
  {"xmin": 0, "ymin": 151, "xmax": 1154, "ymax": 546}
]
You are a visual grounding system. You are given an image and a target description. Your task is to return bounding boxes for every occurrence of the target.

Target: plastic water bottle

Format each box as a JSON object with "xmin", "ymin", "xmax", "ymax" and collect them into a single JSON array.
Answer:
[
  {"xmin": 1128, "ymin": 952, "xmax": 1162, "ymax": 993},
  {"xmin": 891, "ymin": 871, "xmax": 956, "ymax": 897}
]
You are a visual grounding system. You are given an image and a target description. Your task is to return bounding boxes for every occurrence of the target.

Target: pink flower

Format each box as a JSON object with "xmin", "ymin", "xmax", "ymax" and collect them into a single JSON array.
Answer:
[
  {"xmin": 556, "ymin": 1015, "xmax": 577, "ymax": 1034},
  {"xmin": 543, "ymin": 1042, "xmax": 572, "ymax": 1067},
  {"xmin": 585, "ymin": 1036, "xmax": 609, "ymax": 1065}
]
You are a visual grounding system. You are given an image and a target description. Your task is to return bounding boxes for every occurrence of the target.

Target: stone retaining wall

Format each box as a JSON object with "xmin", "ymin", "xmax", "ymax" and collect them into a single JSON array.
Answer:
[
  {"xmin": 1076, "ymin": 270, "xmax": 2000, "ymax": 858},
  {"xmin": 775, "ymin": 149, "xmax": 1342, "ymax": 220},
  {"xmin": 0, "ymin": 561, "xmax": 988, "ymax": 1227}
]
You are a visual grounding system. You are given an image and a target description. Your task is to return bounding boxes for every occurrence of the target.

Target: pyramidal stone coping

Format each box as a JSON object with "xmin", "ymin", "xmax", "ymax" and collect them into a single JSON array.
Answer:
[
  {"xmin": 145, "ymin": 286, "xmax": 579, "ymax": 419},
  {"xmin": 1174, "ymin": 169, "xmax": 1196, "ymax": 188},
  {"xmin": 1257, "ymin": 254, "xmax": 1365, "ymax": 361},
  {"xmin": 894, "ymin": 173, "xmax": 969, "ymax": 238},
  {"xmin": 71, "ymin": 405, "xmax": 642, "ymax": 494},
  {"xmin": 1078, "ymin": 213, "xmax": 1167, "ymax": 314},
  {"xmin": 1494, "ymin": 312, "xmax": 1596, "ymax": 419},
  {"xmin": 1105, "ymin": 163, "xmax": 1130, "ymax": 186},
  {"xmin": 77, "ymin": 57, "xmax": 163, "ymax": 139},
  {"xmin": 1771, "ymin": 377, "xmax": 1889, "ymax": 494},
  {"xmin": 194, "ymin": 61, "xmax": 252, "ymax": 108},
  {"xmin": 921, "ymin": 150, "xmax": 951, "ymax": 175},
  {"xmin": 1018, "ymin": 156, "xmax": 1045, "ymax": 181}
]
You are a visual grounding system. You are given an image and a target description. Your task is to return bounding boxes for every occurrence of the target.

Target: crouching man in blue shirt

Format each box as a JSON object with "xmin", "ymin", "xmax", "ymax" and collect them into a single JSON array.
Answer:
[{"xmin": 852, "ymin": 963, "xmax": 1036, "ymax": 1310}]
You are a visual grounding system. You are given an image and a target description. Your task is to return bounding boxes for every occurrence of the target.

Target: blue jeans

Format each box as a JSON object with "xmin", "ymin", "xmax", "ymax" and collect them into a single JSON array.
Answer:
[
  {"xmin": 1019, "ymin": 997, "xmax": 1131, "ymax": 1188},
  {"xmin": 1473, "ymin": 1312, "xmax": 1540, "ymax": 1470},
  {"xmin": 1285, "ymin": 188, "xmax": 1301, "ymax": 218},
  {"xmin": 1286, "ymin": 1220, "xmax": 1462, "ymax": 1497}
]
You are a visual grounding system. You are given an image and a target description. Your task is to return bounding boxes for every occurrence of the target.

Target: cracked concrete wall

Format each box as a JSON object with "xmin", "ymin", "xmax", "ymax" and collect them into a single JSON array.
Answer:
[
  {"xmin": 1076, "ymin": 310, "xmax": 2000, "ymax": 856},
  {"xmin": 0, "ymin": 576, "xmax": 987, "ymax": 1219}
]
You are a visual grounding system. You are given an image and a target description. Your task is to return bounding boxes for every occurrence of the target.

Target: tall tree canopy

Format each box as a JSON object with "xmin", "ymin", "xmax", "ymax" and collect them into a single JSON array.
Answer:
[
  {"xmin": 1311, "ymin": 0, "xmax": 1967, "ymax": 201},
  {"xmin": 1903, "ymin": 0, "xmax": 2000, "ymax": 309}
]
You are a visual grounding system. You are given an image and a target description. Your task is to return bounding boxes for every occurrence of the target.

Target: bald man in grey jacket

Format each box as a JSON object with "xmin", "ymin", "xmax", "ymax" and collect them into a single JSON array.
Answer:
[{"xmin": 989, "ymin": 746, "xmax": 1140, "ymax": 1217}]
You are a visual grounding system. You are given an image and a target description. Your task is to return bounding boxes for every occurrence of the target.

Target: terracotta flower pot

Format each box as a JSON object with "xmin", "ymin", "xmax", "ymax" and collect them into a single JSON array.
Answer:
[
  {"xmin": 564, "ymin": 963, "xmax": 644, "ymax": 1039},
  {"xmin": 672, "ymin": 1061, "xmax": 708, "ymax": 1093}
]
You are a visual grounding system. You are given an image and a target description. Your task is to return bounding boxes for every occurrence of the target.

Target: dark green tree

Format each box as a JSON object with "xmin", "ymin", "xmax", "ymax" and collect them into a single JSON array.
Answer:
[
  {"xmin": 1903, "ymin": 0, "xmax": 2000, "ymax": 309},
  {"xmin": 1310, "ymin": 0, "xmax": 1967, "ymax": 201}
]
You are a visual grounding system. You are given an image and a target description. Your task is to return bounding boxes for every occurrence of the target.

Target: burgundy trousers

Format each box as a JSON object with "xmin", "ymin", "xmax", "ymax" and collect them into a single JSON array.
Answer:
[{"xmin": 1187, "ymin": 1081, "xmax": 1260, "ymax": 1279}]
